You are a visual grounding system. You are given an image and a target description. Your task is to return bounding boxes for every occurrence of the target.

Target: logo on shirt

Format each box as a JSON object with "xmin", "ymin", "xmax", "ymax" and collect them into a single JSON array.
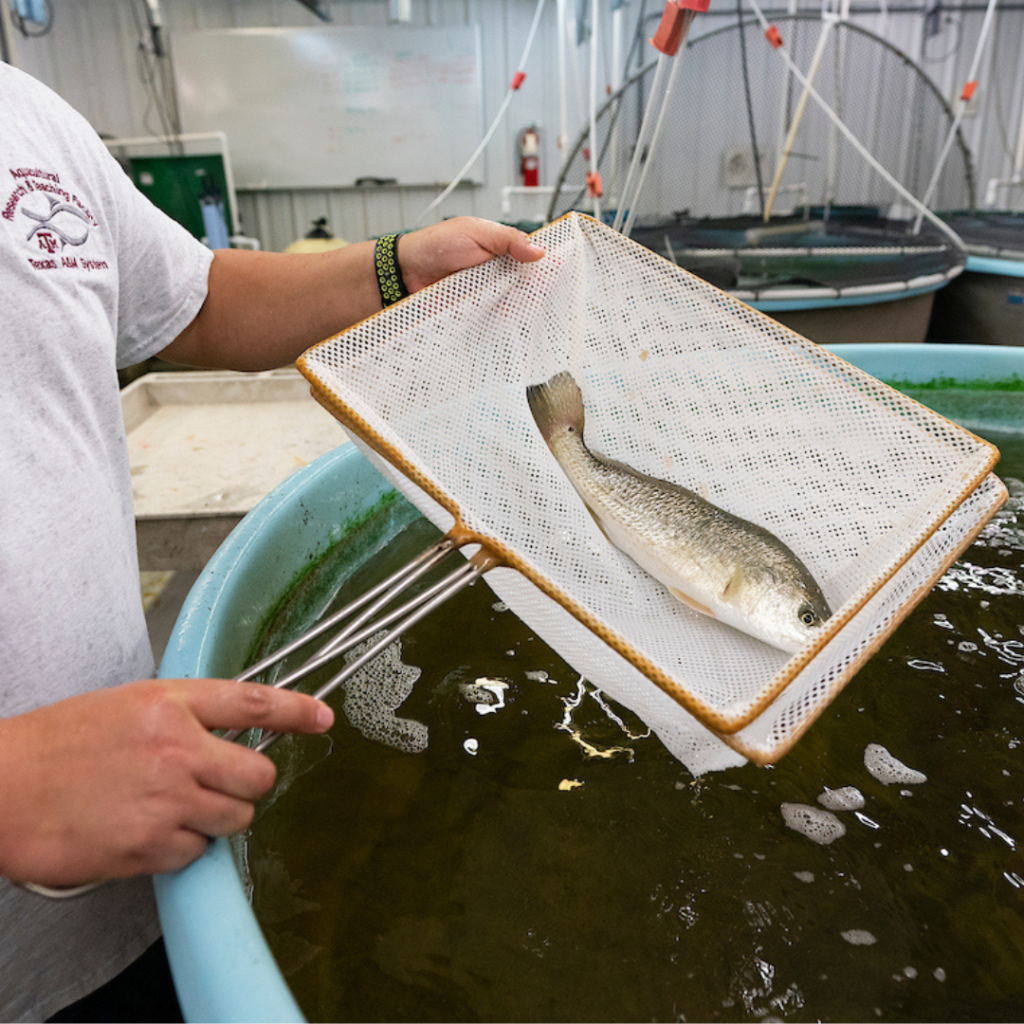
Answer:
[
  {"xmin": 24, "ymin": 193, "xmax": 91, "ymax": 250},
  {"xmin": 3, "ymin": 165, "xmax": 108, "ymax": 272}
]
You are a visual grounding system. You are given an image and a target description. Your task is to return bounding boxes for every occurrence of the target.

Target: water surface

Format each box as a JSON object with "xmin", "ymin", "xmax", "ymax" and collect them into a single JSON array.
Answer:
[{"xmin": 245, "ymin": 389, "xmax": 1023, "ymax": 1023}]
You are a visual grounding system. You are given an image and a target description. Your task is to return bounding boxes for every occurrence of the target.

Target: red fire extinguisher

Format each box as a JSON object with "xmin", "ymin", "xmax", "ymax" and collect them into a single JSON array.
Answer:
[{"xmin": 519, "ymin": 125, "xmax": 540, "ymax": 187}]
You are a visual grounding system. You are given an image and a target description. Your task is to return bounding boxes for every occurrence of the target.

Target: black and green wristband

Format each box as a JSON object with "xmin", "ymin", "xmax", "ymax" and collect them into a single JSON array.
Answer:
[{"xmin": 374, "ymin": 232, "xmax": 409, "ymax": 307}]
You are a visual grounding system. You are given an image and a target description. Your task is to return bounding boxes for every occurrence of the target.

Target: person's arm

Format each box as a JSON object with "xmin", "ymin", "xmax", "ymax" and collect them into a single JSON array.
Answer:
[
  {"xmin": 0, "ymin": 679, "xmax": 333, "ymax": 887},
  {"xmin": 0, "ymin": 219, "xmax": 543, "ymax": 890},
  {"xmin": 159, "ymin": 217, "xmax": 545, "ymax": 371}
]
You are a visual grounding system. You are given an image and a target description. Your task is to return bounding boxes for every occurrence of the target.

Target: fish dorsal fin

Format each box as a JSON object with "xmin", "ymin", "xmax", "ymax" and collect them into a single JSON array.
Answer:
[{"xmin": 668, "ymin": 587, "xmax": 716, "ymax": 619}]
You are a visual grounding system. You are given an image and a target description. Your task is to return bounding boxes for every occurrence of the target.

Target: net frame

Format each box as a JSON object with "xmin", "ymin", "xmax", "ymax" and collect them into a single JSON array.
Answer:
[{"xmin": 297, "ymin": 213, "xmax": 1004, "ymax": 767}]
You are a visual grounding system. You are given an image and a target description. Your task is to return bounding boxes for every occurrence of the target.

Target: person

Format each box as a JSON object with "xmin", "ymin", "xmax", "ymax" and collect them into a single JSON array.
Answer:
[{"xmin": 0, "ymin": 59, "xmax": 544, "ymax": 1022}]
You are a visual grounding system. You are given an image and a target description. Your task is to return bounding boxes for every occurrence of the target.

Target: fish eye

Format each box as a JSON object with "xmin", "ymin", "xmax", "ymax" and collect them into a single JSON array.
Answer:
[{"xmin": 799, "ymin": 606, "xmax": 818, "ymax": 627}]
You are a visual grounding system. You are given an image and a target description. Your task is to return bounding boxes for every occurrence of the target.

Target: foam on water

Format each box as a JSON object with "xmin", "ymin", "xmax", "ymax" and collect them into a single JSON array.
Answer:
[
  {"xmin": 341, "ymin": 633, "xmax": 428, "ymax": 753},
  {"xmin": 818, "ymin": 786, "xmax": 865, "ymax": 811},
  {"xmin": 864, "ymin": 744, "xmax": 927, "ymax": 786},
  {"xmin": 781, "ymin": 803, "xmax": 847, "ymax": 845},
  {"xmin": 841, "ymin": 929, "xmax": 877, "ymax": 946},
  {"xmin": 459, "ymin": 678, "xmax": 509, "ymax": 716}
]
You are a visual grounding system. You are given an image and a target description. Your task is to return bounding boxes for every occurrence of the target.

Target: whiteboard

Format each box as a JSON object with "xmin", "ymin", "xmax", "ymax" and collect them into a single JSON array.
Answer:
[{"xmin": 172, "ymin": 26, "xmax": 484, "ymax": 189}]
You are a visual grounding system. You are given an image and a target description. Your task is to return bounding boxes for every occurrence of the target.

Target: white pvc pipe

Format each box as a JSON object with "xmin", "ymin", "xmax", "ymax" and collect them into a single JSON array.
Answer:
[
  {"xmin": 589, "ymin": 0, "xmax": 602, "ymax": 221},
  {"xmin": 763, "ymin": 17, "xmax": 834, "ymax": 222},
  {"xmin": 913, "ymin": 0, "xmax": 999, "ymax": 231},
  {"xmin": 1014, "ymin": 70, "xmax": 1024, "ymax": 181},
  {"xmin": 612, "ymin": 53, "xmax": 669, "ymax": 232},
  {"xmin": 567, "ymin": 2, "xmax": 589, "ymax": 152},
  {"xmin": 622, "ymin": 12, "xmax": 695, "ymax": 237},
  {"xmin": 607, "ymin": 3, "xmax": 626, "ymax": 204},
  {"xmin": 744, "ymin": 0, "xmax": 965, "ymax": 251},
  {"xmin": 557, "ymin": 0, "xmax": 570, "ymax": 150},
  {"xmin": 773, "ymin": 0, "xmax": 801, "ymax": 177}
]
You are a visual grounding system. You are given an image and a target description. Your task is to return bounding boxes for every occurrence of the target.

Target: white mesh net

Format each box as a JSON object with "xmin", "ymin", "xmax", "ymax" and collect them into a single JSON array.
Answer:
[{"xmin": 298, "ymin": 213, "xmax": 1004, "ymax": 774}]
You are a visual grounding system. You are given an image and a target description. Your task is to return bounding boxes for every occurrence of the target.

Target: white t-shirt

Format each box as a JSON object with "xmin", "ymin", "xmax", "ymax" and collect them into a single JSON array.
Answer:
[{"xmin": 0, "ymin": 63, "xmax": 214, "ymax": 1021}]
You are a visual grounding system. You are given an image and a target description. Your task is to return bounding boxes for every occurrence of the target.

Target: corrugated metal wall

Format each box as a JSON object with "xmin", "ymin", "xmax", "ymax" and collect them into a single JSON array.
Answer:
[{"xmin": 9, "ymin": 1, "xmax": 1024, "ymax": 251}]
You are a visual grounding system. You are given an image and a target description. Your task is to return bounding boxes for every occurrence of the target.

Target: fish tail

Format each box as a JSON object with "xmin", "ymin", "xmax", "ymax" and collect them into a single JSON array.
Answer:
[{"xmin": 526, "ymin": 371, "xmax": 585, "ymax": 443}]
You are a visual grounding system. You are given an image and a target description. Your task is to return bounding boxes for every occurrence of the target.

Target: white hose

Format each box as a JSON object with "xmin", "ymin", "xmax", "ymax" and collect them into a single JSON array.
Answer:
[
  {"xmin": 414, "ymin": 0, "xmax": 549, "ymax": 227},
  {"xmin": 913, "ymin": 0, "xmax": 999, "ymax": 231}
]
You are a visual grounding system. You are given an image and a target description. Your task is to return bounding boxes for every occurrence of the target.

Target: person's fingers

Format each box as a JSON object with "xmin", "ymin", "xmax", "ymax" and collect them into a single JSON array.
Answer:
[
  {"xmin": 180, "ymin": 786, "xmax": 258, "ymax": 838},
  {"xmin": 505, "ymin": 230, "xmax": 546, "ymax": 262},
  {"xmin": 192, "ymin": 732, "xmax": 278, "ymax": 801},
  {"xmin": 171, "ymin": 678, "xmax": 334, "ymax": 736},
  {"xmin": 102, "ymin": 825, "xmax": 211, "ymax": 880},
  {"xmin": 140, "ymin": 829, "xmax": 212, "ymax": 878},
  {"xmin": 467, "ymin": 217, "xmax": 545, "ymax": 262}
]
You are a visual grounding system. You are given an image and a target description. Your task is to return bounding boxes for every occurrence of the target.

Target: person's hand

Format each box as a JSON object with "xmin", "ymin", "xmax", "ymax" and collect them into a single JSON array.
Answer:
[
  {"xmin": 0, "ymin": 678, "xmax": 333, "ymax": 887},
  {"xmin": 397, "ymin": 216, "xmax": 545, "ymax": 293}
]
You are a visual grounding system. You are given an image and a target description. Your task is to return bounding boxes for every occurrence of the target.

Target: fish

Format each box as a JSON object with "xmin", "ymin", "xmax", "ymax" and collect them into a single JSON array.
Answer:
[{"xmin": 526, "ymin": 371, "xmax": 831, "ymax": 653}]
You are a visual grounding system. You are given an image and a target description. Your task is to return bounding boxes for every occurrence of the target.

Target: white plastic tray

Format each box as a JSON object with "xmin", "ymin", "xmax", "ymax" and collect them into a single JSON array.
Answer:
[{"xmin": 123, "ymin": 369, "xmax": 342, "ymax": 568}]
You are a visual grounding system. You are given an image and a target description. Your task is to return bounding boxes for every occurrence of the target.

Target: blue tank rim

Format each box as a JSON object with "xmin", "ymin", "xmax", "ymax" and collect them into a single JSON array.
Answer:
[
  {"xmin": 155, "ymin": 441, "xmax": 386, "ymax": 1024},
  {"xmin": 826, "ymin": 342, "xmax": 1024, "ymax": 383},
  {"xmin": 749, "ymin": 278, "xmax": 946, "ymax": 312},
  {"xmin": 965, "ymin": 254, "xmax": 1024, "ymax": 279}
]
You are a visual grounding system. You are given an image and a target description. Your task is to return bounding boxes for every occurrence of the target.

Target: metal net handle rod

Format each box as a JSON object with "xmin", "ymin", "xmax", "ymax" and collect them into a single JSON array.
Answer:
[
  {"xmin": 413, "ymin": 0, "xmax": 548, "ymax": 227},
  {"xmin": 222, "ymin": 539, "xmax": 468, "ymax": 744},
  {"xmin": 252, "ymin": 560, "xmax": 485, "ymax": 753},
  {"xmin": 913, "ymin": 0, "xmax": 999, "ymax": 231},
  {"xmin": 10, "ymin": 540, "xmax": 466, "ymax": 900},
  {"xmin": 744, "ymin": 0, "xmax": 966, "ymax": 252},
  {"xmin": 233, "ymin": 536, "xmax": 457, "ymax": 685}
]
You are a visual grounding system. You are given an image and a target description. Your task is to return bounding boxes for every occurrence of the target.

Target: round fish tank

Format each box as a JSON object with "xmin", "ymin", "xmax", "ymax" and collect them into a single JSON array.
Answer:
[
  {"xmin": 926, "ymin": 212, "xmax": 1024, "ymax": 345},
  {"xmin": 628, "ymin": 212, "xmax": 964, "ymax": 344},
  {"xmin": 158, "ymin": 345, "xmax": 1024, "ymax": 1022}
]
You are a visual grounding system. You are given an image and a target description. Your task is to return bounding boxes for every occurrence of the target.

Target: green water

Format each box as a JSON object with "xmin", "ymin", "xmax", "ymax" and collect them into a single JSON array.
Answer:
[{"xmin": 244, "ymin": 389, "xmax": 1024, "ymax": 1023}]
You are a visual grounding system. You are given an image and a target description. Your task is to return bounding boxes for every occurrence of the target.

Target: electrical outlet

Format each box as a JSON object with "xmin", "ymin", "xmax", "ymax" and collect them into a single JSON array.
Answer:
[{"xmin": 722, "ymin": 147, "xmax": 773, "ymax": 190}]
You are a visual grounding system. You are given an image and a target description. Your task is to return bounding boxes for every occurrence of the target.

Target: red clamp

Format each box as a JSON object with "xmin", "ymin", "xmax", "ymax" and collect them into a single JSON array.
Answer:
[
  {"xmin": 961, "ymin": 80, "xmax": 978, "ymax": 102},
  {"xmin": 650, "ymin": 0, "xmax": 708, "ymax": 56},
  {"xmin": 586, "ymin": 170, "xmax": 603, "ymax": 198},
  {"xmin": 765, "ymin": 25, "xmax": 784, "ymax": 49},
  {"xmin": 511, "ymin": 70, "xmax": 526, "ymax": 90}
]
